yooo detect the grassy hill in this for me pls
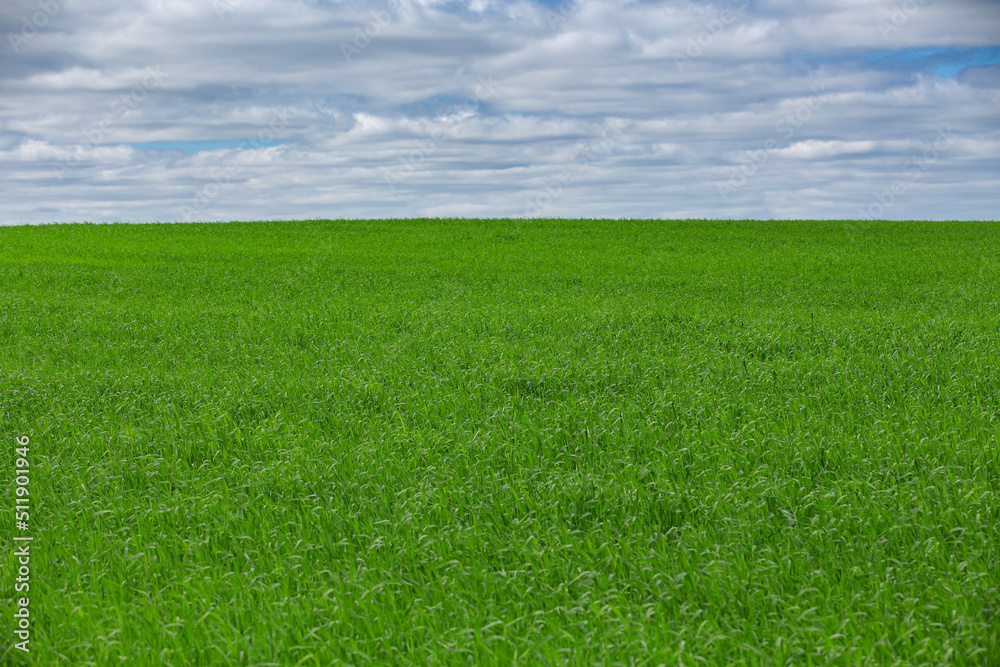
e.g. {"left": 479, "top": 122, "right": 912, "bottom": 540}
{"left": 2, "top": 219, "right": 998, "bottom": 665}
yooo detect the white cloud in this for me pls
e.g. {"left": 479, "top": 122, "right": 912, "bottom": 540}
{"left": 776, "top": 140, "right": 877, "bottom": 159}
{"left": 1, "top": 0, "right": 998, "bottom": 224}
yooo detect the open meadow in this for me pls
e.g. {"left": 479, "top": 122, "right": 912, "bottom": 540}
{"left": 1, "top": 219, "right": 998, "bottom": 665}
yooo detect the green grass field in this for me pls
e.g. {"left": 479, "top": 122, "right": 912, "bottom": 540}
{"left": 2, "top": 219, "right": 998, "bottom": 665}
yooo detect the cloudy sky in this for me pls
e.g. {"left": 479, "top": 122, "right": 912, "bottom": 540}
{"left": 1, "top": 0, "right": 998, "bottom": 224}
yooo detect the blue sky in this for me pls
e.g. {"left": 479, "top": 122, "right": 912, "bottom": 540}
{"left": 1, "top": 0, "right": 998, "bottom": 224}
{"left": 130, "top": 139, "right": 282, "bottom": 154}
{"left": 864, "top": 45, "right": 1000, "bottom": 78}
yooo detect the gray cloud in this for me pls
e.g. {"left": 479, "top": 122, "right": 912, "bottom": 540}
{"left": 1, "top": 0, "right": 998, "bottom": 224}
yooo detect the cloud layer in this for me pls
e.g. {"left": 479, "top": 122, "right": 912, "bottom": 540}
{"left": 2, "top": 0, "right": 998, "bottom": 223}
